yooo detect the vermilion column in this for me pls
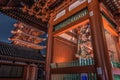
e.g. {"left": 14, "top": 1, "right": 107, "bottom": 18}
{"left": 45, "top": 13, "right": 54, "bottom": 80}
{"left": 88, "top": 0, "right": 113, "bottom": 80}
{"left": 24, "top": 65, "right": 30, "bottom": 80}
{"left": 29, "top": 64, "right": 38, "bottom": 80}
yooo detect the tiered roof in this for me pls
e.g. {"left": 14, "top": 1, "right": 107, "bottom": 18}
{"left": 9, "top": 22, "right": 46, "bottom": 50}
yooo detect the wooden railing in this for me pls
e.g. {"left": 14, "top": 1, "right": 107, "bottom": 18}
{"left": 51, "top": 58, "right": 96, "bottom": 80}
{"left": 51, "top": 73, "right": 97, "bottom": 80}
{"left": 112, "top": 61, "right": 120, "bottom": 80}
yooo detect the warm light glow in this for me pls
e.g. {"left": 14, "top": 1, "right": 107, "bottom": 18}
{"left": 102, "top": 17, "right": 118, "bottom": 36}
{"left": 20, "top": 25, "right": 24, "bottom": 28}
{"left": 54, "top": 19, "right": 89, "bottom": 37}
{"left": 17, "top": 30, "right": 21, "bottom": 33}
{"left": 11, "top": 31, "right": 15, "bottom": 34}
{"left": 54, "top": 57, "right": 67, "bottom": 63}
{"left": 13, "top": 23, "right": 18, "bottom": 27}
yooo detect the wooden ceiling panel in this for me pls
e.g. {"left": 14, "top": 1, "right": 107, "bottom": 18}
{"left": 0, "top": 8, "right": 47, "bottom": 32}
{"left": 103, "top": 0, "right": 120, "bottom": 15}
{"left": 0, "top": 0, "right": 64, "bottom": 31}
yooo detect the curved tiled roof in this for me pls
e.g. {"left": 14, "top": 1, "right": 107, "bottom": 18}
{"left": 0, "top": 41, "right": 45, "bottom": 63}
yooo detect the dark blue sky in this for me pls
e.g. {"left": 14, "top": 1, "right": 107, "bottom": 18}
{"left": 0, "top": 13, "right": 16, "bottom": 43}
{"left": 0, "top": 13, "right": 46, "bottom": 54}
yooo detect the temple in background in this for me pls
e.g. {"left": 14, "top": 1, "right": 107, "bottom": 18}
{"left": 0, "top": 41, "right": 45, "bottom": 80}
{"left": 9, "top": 22, "right": 46, "bottom": 50}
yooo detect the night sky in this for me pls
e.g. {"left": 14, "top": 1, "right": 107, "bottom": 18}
{"left": 0, "top": 13, "right": 46, "bottom": 54}
{"left": 0, "top": 13, "right": 17, "bottom": 43}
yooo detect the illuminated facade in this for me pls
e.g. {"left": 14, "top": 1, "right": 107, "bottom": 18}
{"left": 46, "top": 0, "right": 120, "bottom": 80}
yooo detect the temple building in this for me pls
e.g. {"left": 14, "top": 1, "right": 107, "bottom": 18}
{"left": 0, "top": 0, "right": 120, "bottom": 80}
{"left": 0, "top": 41, "right": 45, "bottom": 80}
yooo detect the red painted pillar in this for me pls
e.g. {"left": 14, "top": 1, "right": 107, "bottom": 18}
{"left": 88, "top": 0, "right": 113, "bottom": 80}
{"left": 45, "top": 13, "right": 54, "bottom": 80}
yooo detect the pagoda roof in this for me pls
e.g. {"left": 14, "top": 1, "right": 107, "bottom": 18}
{"left": 12, "top": 22, "right": 45, "bottom": 36}
{"left": 10, "top": 38, "right": 46, "bottom": 50}
{"left": 10, "top": 30, "right": 46, "bottom": 44}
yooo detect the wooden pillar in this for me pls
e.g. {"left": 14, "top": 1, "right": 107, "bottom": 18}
{"left": 116, "top": 18, "right": 120, "bottom": 62}
{"left": 88, "top": 0, "right": 113, "bottom": 80}
{"left": 24, "top": 65, "right": 30, "bottom": 80}
{"left": 45, "top": 13, "right": 54, "bottom": 80}
{"left": 115, "top": 17, "right": 120, "bottom": 47}
{"left": 29, "top": 64, "right": 38, "bottom": 80}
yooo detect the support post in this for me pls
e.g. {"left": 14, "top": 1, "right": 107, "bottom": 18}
{"left": 29, "top": 64, "right": 38, "bottom": 80}
{"left": 88, "top": 0, "right": 113, "bottom": 80}
{"left": 45, "top": 13, "right": 54, "bottom": 80}
{"left": 24, "top": 65, "right": 30, "bottom": 80}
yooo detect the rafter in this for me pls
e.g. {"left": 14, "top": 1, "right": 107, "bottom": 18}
{"left": 0, "top": 8, "right": 47, "bottom": 32}
{"left": 10, "top": 38, "right": 46, "bottom": 50}
{"left": 102, "top": 0, "right": 120, "bottom": 16}
{"left": 13, "top": 22, "right": 45, "bottom": 36}
{"left": 10, "top": 31, "right": 46, "bottom": 44}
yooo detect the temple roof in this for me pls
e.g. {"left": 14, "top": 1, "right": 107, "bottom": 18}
{"left": 0, "top": 0, "right": 65, "bottom": 32}
{"left": 0, "top": 8, "right": 47, "bottom": 32}
{"left": 9, "top": 22, "right": 46, "bottom": 50}
{"left": 0, "top": 41, "right": 45, "bottom": 64}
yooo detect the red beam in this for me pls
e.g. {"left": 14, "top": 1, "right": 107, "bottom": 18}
{"left": 51, "top": 65, "right": 95, "bottom": 74}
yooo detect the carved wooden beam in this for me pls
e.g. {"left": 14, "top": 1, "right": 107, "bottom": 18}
{"left": 13, "top": 22, "right": 45, "bottom": 36}
{"left": 10, "top": 31, "right": 46, "bottom": 44}
{"left": 102, "top": 0, "right": 120, "bottom": 16}
{"left": 10, "top": 38, "right": 46, "bottom": 50}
